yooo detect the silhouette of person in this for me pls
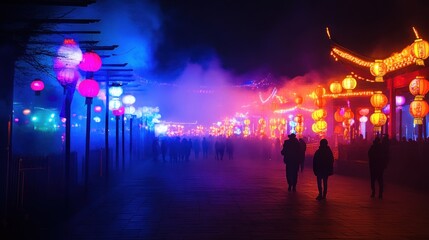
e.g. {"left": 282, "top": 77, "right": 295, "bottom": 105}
{"left": 298, "top": 138, "right": 307, "bottom": 172}
{"left": 225, "top": 137, "right": 234, "bottom": 160}
{"left": 368, "top": 136, "right": 389, "bottom": 199}
{"left": 202, "top": 137, "right": 209, "bottom": 159}
{"left": 281, "top": 133, "right": 301, "bottom": 192}
{"left": 313, "top": 138, "right": 334, "bottom": 200}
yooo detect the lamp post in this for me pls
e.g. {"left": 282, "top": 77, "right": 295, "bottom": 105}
{"left": 77, "top": 79, "right": 100, "bottom": 195}
{"left": 54, "top": 38, "right": 82, "bottom": 209}
{"left": 123, "top": 94, "right": 136, "bottom": 163}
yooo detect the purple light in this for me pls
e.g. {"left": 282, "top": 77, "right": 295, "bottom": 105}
{"left": 396, "top": 95, "right": 406, "bottom": 106}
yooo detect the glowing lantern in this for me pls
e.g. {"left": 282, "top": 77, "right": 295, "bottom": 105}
{"left": 341, "top": 75, "right": 357, "bottom": 92}
{"left": 411, "top": 38, "right": 429, "bottom": 66}
{"left": 334, "top": 109, "right": 344, "bottom": 122}
{"left": 31, "top": 79, "right": 44, "bottom": 95}
{"left": 109, "top": 98, "right": 122, "bottom": 110}
{"left": 122, "top": 94, "right": 136, "bottom": 106}
{"left": 343, "top": 108, "right": 354, "bottom": 120}
{"left": 109, "top": 85, "right": 123, "bottom": 97}
{"left": 125, "top": 106, "right": 136, "bottom": 115}
{"left": 55, "top": 38, "right": 82, "bottom": 68}
{"left": 294, "top": 114, "right": 303, "bottom": 124}
{"left": 79, "top": 51, "right": 102, "bottom": 72}
{"left": 409, "top": 98, "right": 429, "bottom": 125}
{"left": 314, "top": 98, "right": 326, "bottom": 108}
{"left": 370, "top": 60, "right": 387, "bottom": 82}
{"left": 359, "top": 116, "right": 368, "bottom": 123}
{"left": 295, "top": 124, "right": 304, "bottom": 134}
{"left": 295, "top": 96, "right": 303, "bottom": 105}
{"left": 315, "top": 120, "right": 327, "bottom": 132}
{"left": 329, "top": 81, "right": 342, "bottom": 95}
{"left": 312, "top": 109, "right": 327, "bottom": 121}
{"left": 94, "top": 106, "right": 102, "bottom": 113}
{"left": 314, "top": 86, "right": 326, "bottom": 98}
{"left": 244, "top": 119, "right": 250, "bottom": 125}
{"left": 112, "top": 106, "right": 125, "bottom": 116}
{"left": 56, "top": 68, "right": 80, "bottom": 87}
{"left": 370, "top": 111, "right": 387, "bottom": 132}
{"left": 370, "top": 91, "right": 388, "bottom": 109}
{"left": 396, "top": 96, "right": 406, "bottom": 107}
{"left": 409, "top": 76, "right": 429, "bottom": 97}
{"left": 78, "top": 79, "right": 100, "bottom": 98}
{"left": 359, "top": 108, "right": 370, "bottom": 116}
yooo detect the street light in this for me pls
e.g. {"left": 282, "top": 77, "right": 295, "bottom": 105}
{"left": 30, "top": 79, "right": 44, "bottom": 96}
{"left": 77, "top": 78, "right": 100, "bottom": 195}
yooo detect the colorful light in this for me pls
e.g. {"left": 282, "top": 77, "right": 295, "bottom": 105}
{"left": 342, "top": 75, "right": 357, "bottom": 92}
{"left": 370, "top": 60, "right": 387, "bottom": 82}
{"left": 79, "top": 51, "right": 102, "bottom": 72}
{"left": 30, "top": 79, "right": 45, "bottom": 95}
{"left": 78, "top": 79, "right": 100, "bottom": 98}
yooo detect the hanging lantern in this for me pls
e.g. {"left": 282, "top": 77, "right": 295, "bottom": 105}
{"left": 359, "top": 116, "right": 368, "bottom": 123}
{"left": 109, "top": 85, "right": 123, "bottom": 97}
{"left": 314, "top": 98, "right": 326, "bottom": 108}
{"left": 294, "top": 114, "right": 303, "bottom": 124}
{"left": 370, "top": 60, "right": 387, "bottom": 82}
{"left": 295, "top": 96, "right": 303, "bottom": 105}
{"left": 244, "top": 119, "right": 250, "bottom": 125}
{"left": 370, "top": 111, "right": 387, "bottom": 132}
{"left": 343, "top": 108, "right": 354, "bottom": 120}
{"left": 411, "top": 38, "right": 429, "bottom": 66}
{"left": 55, "top": 38, "right": 82, "bottom": 68}
{"left": 329, "top": 81, "right": 342, "bottom": 95}
{"left": 56, "top": 68, "right": 80, "bottom": 87}
{"left": 312, "top": 109, "right": 327, "bottom": 121}
{"left": 78, "top": 79, "right": 100, "bottom": 98}
{"left": 315, "top": 120, "right": 328, "bottom": 132}
{"left": 409, "top": 97, "right": 429, "bottom": 125}
{"left": 396, "top": 96, "right": 406, "bottom": 107}
{"left": 109, "top": 97, "right": 122, "bottom": 110}
{"left": 79, "top": 51, "right": 102, "bottom": 72}
{"left": 409, "top": 76, "right": 429, "bottom": 97}
{"left": 314, "top": 86, "right": 326, "bottom": 98}
{"left": 31, "top": 78, "right": 44, "bottom": 95}
{"left": 370, "top": 91, "right": 388, "bottom": 109}
{"left": 359, "top": 108, "right": 370, "bottom": 116}
{"left": 122, "top": 94, "right": 136, "bottom": 106}
{"left": 341, "top": 75, "right": 357, "bottom": 92}
{"left": 334, "top": 109, "right": 344, "bottom": 122}
{"left": 125, "top": 106, "right": 136, "bottom": 115}
{"left": 295, "top": 124, "right": 304, "bottom": 134}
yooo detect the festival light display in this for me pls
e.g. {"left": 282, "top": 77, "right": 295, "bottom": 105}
{"left": 370, "top": 91, "right": 388, "bottom": 134}
{"left": 408, "top": 76, "right": 429, "bottom": 125}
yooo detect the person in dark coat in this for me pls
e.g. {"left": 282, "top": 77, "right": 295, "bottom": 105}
{"left": 313, "top": 138, "right": 334, "bottom": 200}
{"left": 368, "top": 136, "right": 389, "bottom": 199}
{"left": 281, "top": 133, "right": 301, "bottom": 192}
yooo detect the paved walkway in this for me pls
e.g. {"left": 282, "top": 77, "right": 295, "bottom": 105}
{"left": 41, "top": 155, "right": 429, "bottom": 239}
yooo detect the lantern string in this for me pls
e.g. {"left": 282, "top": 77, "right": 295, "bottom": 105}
{"left": 412, "top": 26, "right": 420, "bottom": 39}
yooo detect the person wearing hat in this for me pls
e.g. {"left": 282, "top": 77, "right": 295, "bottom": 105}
{"left": 312, "top": 138, "right": 334, "bottom": 200}
{"left": 281, "top": 133, "right": 301, "bottom": 192}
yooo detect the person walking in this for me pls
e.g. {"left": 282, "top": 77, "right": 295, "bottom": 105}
{"left": 312, "top": 138, "right": 334, "bottom": 200}
{"left": 368, "top": 136, "right": 389, "bottom": 199}
{"left": 281, "top": 133, "right": 301, "bottom": 192}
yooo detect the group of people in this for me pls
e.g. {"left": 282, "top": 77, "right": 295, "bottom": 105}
{"left": 281, "top": 133, "right": 334, "bottom": 201}
{"left": 281, "top": 133, "right": 390, "bottom": 201}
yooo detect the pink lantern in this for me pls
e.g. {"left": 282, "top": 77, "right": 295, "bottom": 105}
{"left": 112, "top": 106, "right": 125, "bottom": 116}
{"left": 358, "top": 108, "right": 370, "bottom": 116}
{"left": 56, "top": 68, "right": 80, "bottom": 87}
{"left": 79, "top": 51, "right": 102, "bottom": 72}
{"left": 94, "top": 105, "right": 102, "bottom": 113}
{"left": 31, "top": 79, "right": 44, "bottom": 95}
{"left": 78, "top": 79, "right": 100, "bottom": 98}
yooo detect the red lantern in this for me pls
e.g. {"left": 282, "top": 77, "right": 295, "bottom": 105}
{"left": 31, "top": 79, "right": 44, "bottom": 95}
{"left": 411, "top": 38, "right": 429, "bottom": 66}
{"left": 370, "top": 111, "right": 387, "bottom": 132}
{"left": 334, "top": 109, "right": 344, "bottom": 122}
{"left": 79, "top": 51, "right": 102, "bottom": 72}
{"left": 314, "top": 98, "right": 326, "bottom": 108}
{"left": 78, "top": 79, "right": 100, "bottom": 98}
{"left": 370, "top": 60, "right": 387, "bottom": 82}
{"left": 370, "top": 91, "right": 388, "bottom": 109}
{"left": 409, "top": 76, "right": 429, "bottom": 97}
{"left": 409, "top": 98, "right": 429, "bottom": 125}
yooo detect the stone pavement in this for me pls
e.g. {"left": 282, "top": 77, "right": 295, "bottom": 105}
{"left": 38, "top": 155, "right": 429, "bottom": 239}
